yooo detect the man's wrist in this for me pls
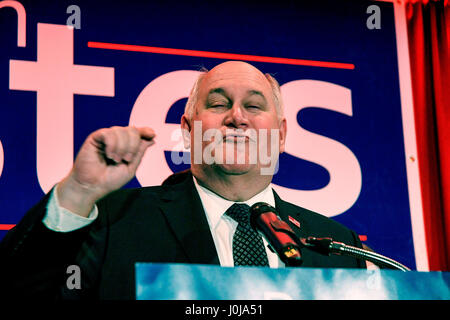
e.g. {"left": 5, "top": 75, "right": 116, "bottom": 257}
{"left": 44, "top": 185, "right": 98, "bottom": 232}
{"left": 57, "top": 175, "right": 99, "bottom": 218}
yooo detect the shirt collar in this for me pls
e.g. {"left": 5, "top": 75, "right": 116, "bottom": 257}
{"left": 192, "top": 176, "right": 276, "bottom": 230}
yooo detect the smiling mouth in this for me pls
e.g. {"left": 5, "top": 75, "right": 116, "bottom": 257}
{"left": 222, "top": 129, "right": 256, "bottom": 142}
{"left": 223, "top": 134, "right": 249, "bottom": 142}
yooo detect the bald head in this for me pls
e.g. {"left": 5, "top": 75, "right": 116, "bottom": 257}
{"left": 184, "top": 61, "right": 284, "bottom": 122}
{"left": 211, "top": 60, "right": 261, "bottom": 71}
{"left": 205, "top": 61, "right": 269, "bottom": 85}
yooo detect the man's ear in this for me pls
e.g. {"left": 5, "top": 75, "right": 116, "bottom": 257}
{"left": 180, "top": 114, "right": 191, "bottom": 149}
{"left": 278, "top": 118, "right": 287, "bottom": 153}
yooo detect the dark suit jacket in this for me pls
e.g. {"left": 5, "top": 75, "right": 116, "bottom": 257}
{"left": 0, "top": 170, "right": 365, "bottom": 300}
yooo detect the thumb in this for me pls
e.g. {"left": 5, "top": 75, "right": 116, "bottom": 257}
{"left": 129, "top": 138, "right": 155, "bottom": 170}
{"left": 137, "top": 127, "right": 156, "bottom": 141}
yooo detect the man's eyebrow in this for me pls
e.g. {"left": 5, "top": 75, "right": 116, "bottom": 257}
{"left": 207, "top": 87, "right": 228, "bottom": 97}
{"left": 247, "top": 90, "right": 267, "bottom": 102}
{"left": 207, "top": 88, "right": 267, "bottom": 102}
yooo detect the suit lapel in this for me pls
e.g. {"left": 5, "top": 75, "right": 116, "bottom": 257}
{"left": 158, "top": 176, "right": 220, "bottom": 265}
{"left": 156, "top": 175, "right": 312, "bottom": 267}
{"left": 273, "top": 190, "right": 317, "bottom": 267}
{"left": 273, "top": 190, "right": 310, "bottom": 239}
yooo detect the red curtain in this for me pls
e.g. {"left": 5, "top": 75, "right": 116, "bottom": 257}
{"left": 406, "top": 0, "right": 450, "bottom": 271}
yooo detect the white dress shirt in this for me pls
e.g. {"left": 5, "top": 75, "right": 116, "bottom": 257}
{"left": 192, "top": 177, "right": 284, "bottom": 268}
{"left": 43, "top": 184, "right": 98, "bottom": 232}
{"left": 43, "top": 178, "right": 284, "bottom": 268}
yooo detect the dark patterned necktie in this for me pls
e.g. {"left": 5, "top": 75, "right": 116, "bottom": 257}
{"left": 225, "top": 203, "right": 269, "bottom": 267}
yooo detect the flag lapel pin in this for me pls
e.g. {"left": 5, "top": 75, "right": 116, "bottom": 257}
{"left": 288, "top": 215, "right": 301, "bottom": 229}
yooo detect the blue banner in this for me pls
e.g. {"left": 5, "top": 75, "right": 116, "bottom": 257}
{"left": 0, "top": 0, "right": 425, "bottom": 269}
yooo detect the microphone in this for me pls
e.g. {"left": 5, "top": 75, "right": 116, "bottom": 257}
{"left": 301, "top": 237, "right": 411, "bottom": 271}
{"left": 250, "top": 202, "right": 303, "bottom": 266}
{"left": 250, "top": 202, "right": 411, "bottom": 271}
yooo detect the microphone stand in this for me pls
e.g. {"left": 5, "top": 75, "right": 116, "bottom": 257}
{"left": 299, "top": 237, "right": 411, "bottom": 271}
{"left": 249, "top": 202, "right": 410, "bottom": 271}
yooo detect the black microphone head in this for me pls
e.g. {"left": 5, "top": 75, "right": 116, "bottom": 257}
{"left": 250, "top": 202, "right": 277, "bottom": 229}
{"left": 250, "top": 202, "right": 303, "bottom": 266}
{"left": 250, "top": 202, "right": 275, "bottom": 213}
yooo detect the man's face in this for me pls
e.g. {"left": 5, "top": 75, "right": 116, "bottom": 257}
{"left": 182, "top": 61, "right": 286, "bottom": 176}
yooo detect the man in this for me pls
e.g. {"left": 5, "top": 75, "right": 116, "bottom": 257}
{"left": 0, "top": 61, "right": 365, "bottom": 300}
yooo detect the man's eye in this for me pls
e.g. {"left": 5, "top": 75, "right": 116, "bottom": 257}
{"left": 208, "top": 104, "right": 228, "bottom": 110}
{"left": 246, "top": 105, "right": 260, "bottom": 110}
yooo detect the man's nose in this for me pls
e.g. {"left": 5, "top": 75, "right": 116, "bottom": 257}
{"left": 225, "top": 103, "right": 248, "bottom": 128}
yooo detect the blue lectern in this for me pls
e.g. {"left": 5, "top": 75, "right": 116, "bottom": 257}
{"left": 135, "top": 263, "right": 450, "bottom": 300}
